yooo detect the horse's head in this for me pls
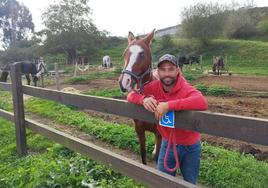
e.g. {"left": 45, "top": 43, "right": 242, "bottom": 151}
{"left": 119, "top": 29, "right": 155, "bottom": 92}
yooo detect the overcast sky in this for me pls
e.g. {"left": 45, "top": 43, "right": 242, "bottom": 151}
{"left": 18, "top": 0, "right": 268, "bottom": 37}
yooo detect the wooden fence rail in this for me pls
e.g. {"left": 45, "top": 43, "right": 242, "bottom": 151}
{"left": 2, "top": 82, "right": 268, "bottom": 146}
{"left": 0, "top": 62, "right": 268, "bottom": 187}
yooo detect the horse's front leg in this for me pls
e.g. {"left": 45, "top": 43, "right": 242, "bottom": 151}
{"left": 25, "top": 74, "right": 31, "bottom": 85}
{"left": 134, "top": 120, "right": 147, "bottom": 165}
{"left": 153, "top": 130, "right": 162, "bottom": 164}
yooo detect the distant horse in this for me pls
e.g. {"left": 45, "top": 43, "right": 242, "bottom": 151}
{"left": 0, "top": 59, "right": 46, "bottom": 86}
{"left": 212, "top": 56, "right": 224, "bottom": 75}
{"left": 178, "top": 55, "right": 200, "bottom": 70}
{"left": 102, "top": 55, "right": 113, "bottom": 68}
{"left": 118, "top": 30, "right": 162, "bottom": 165}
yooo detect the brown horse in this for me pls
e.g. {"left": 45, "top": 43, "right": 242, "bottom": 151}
{"left": 212, "top": 56, "right": 224, "bottom": 75}
{"left": 118, "top": 30, "right": 161, "bottom": 165}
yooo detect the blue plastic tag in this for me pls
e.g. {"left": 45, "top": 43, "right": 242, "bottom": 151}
{"left": 159, "top": 110, "right": 175, "bottom": 128}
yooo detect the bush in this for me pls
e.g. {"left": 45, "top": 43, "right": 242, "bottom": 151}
{"left": 160, "top": 35, "right": 174, "bottom": 49}
{"left": 84, "top": 88, "right": 124, "bottom": 98}
{"left": 195, "top": 84, "right": 208, "bottom": 93}
{"left": 65, "top": 76, "right": 87, "bottom": 84}
{"left": 206, "top": 85, "right": 231, "bottom": 96}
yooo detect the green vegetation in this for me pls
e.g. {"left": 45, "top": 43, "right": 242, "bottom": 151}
{"left": 23, "top": 97, "right": 268, "bottom": 188}
{"left": 195, "top": 84, "right": 231, "bottom": 96}
{"left": 195, "top": 84, "right": 208, "bottom": 94}
{"left": 206, "top": 85, "right": 231, "bottom": 96}
{"left": 83, "top": 88, "right": 124, "bottom": 98}
{"left": 200, "top": 143, "right": 268, "bottom": 188}
{"left": 96, "top": 41, "right": 126, "bottom": 66}
{"left": 0, "top": 118, "right": 144, "bottom": 188}
{"left": 182, "top": 67, "right": 204, "bottom": 81}
{"left": 24, "top": 98, "right": 153, "bottom": 155}
{"left": 152, "top": 38, "right": 268, "bottom": 76}
{"left": 65, "top": 70, "right": 119, "bottom": 84}
{"left": 0, "top": 90, "right": 13, "bottom": 111}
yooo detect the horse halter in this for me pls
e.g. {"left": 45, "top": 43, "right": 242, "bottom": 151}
{"left": 121, "top": 65, "right": 152, "bottom": 93}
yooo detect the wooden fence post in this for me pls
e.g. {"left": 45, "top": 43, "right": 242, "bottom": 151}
{"left": 10, "top": 62, "right": 27, "bottom": 156}
{"left": 200, "top": 55, "right": 203, "bottom": 70}
{"left": 41, "top": 73, "right": 44, "bottom": 88}
{"left": 55, "top": 63, "right": 60, "bottom": 91}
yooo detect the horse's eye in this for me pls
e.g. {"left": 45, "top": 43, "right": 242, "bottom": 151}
{"left": 140, "top": 52, "right": 144, "bottom": 58}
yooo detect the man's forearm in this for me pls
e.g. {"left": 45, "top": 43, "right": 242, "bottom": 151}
{"left": 127, "top": 91, "right": 145, "bottom": 105}
{"left": 168, "top": 94, "right": 208, "bottom": 111}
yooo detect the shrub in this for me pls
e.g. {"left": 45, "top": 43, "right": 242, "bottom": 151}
{"left": 206, "top": 85, "right": 231, "bottom": 96}
{"left": 195, "top": 84, "right": 208, "bottom": 93}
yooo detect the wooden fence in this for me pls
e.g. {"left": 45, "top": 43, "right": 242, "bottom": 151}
{"left": 0, "top": 62, "right": 268, "bottom": 188}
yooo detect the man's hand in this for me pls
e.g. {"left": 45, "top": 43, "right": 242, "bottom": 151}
{"left": 143, "top": 97, "right": 158, "bottom": 113}
{"left": 154, "top": 102, "right": 169, "bottom": 121}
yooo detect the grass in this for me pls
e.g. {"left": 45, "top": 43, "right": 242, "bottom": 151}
{"left": 195, "top": 84, "right": 231, "bottom": 96}
{"left": 102, "top": 37, "right": 268, "bottom": 76}
{"left": 83, "top": 88, "right": 124, "bottom": 98}
{"left": 23, "top": 97, "right": 268, "bottom": 188}
{"left": 0, "top": 118, "right": 144, "bottom": 188}
{"left": 0, "top": 90, "right": 13, "bottom": 111}
{"left": 65, "top": 70, "right": 120, "bottom": 84}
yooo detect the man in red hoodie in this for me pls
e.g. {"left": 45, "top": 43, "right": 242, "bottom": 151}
{"left": 127, "top": 54, "right": 208, "bottom": 184}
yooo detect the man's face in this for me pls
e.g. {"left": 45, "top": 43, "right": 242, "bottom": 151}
{"left": 157, "top": 61, "right": 179, "bottom": 86}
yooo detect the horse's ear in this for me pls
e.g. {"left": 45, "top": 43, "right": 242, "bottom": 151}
{"left": 128, "top": 31, "right": 135, "bottom": 44}
{"left": 144, "top": 29, "right": 155, "bottom": 46}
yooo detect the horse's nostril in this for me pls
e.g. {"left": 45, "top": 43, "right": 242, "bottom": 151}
{"left": 126, "top": 79, "right": 130, "bottom": 85}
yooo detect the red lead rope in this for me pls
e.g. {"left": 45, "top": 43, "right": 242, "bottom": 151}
{"left": 164, "top": 130, "right": 180, "bottom": 172}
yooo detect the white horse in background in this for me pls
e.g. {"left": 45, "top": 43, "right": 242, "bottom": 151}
{"left": 102, "top": 55, "right": 112, "bottom": 68}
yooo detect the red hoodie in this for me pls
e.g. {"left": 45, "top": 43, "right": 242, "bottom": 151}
{"left": 127, "top": 73, "right": 208, "bottom": 145}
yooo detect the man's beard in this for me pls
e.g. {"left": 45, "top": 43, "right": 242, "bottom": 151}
{"left": 160, "top": 76, "right": 177, "bottom": 86}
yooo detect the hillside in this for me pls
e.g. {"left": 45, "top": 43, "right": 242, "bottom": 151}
{"left": 99, "top": 38, "right": 268, "bottom": 76}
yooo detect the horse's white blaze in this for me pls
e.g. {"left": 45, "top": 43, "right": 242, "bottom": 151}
{"left": 36, "top": 61, "right": 45, "bottom": 78}
{"left": 121, "top": 73, "right": 132, "bottom": 91}
{"left": 121, "top": 45, "right": 143, "bottom": 91}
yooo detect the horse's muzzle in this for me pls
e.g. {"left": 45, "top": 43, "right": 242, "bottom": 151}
{"left": 119, "top": 80, "right": 127, "bottom": 92}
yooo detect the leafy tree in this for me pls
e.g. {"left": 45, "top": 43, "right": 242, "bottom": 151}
{"left": 0, "top": 38, "right": 41, "bottom": 64}
{"left": 180, "top": 2, "right": 227, "bottom": 45}
{"left": 160, "top": 35, "right": 174, "bottom": 49}
{"left": 224, "top": 8, "right": 257, "bottom": 39}
{"left": 0, "top": 0, "right": 34, "bottom": 48}
{"left": 42, "top": 0, "right": 105, "bottom": 64}
{"left": 257, "top": 19, "right": 268, "bottom": 34}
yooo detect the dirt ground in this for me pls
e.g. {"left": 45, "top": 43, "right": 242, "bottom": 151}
{"left": 191, "top": 74, "right": 268, "bottom": 92}
{"left": 45, "top": 74, "right": 268, "bottom": 162}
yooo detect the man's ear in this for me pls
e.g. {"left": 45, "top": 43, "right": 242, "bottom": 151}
{"left": 128, "top": 31, "right": 135, "bottom": 44}
{"left": 177, "top": 67, "right": 182, "bottom": 75}
{"left": 144, "top": 29, "right": 155, "bottom": 46}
